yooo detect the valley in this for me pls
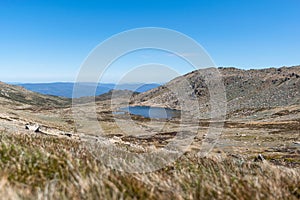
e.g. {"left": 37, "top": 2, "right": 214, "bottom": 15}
{"left": 0, "top": 66, "right": 299, "bottom": 199}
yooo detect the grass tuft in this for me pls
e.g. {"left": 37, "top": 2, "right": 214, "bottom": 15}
{"left": 0, "top": 131, "right": 299, "bottom": 199}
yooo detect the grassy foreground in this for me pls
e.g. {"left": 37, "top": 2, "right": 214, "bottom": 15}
{"left": 0, "top": 131, "right": 299, "bottom": 200}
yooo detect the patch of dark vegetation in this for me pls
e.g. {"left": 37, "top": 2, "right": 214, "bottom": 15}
{"left": 225, "top": 121, "right": 300, "bottom": 131}
{"left": 264, "top": 154, "right": 300, "bottom": 168}
{"left": 227, "top": 107, "right": 267, "bottom": 118}
{"left": 269, "top": 130, "right": 299, "bottom": 135}
{"left": 0, "top": 117, "right": 12, "bottom": 122}
{"left": 266, "top": 146, "right": 300, "bottom": 154}
{"left": 272, "top": 109, "right": 300, "bottom": 117}
{"left": 128, "top": 114, "right": 152, "bottom": 122}
{"left": 65, "top": 119, "right": 75, "bottom": 125}
{"left": 121, "top": 131, "right": 196, "bottom": 147}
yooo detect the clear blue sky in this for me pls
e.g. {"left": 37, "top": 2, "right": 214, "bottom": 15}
{"left": 0, "top": 0, "right": 299, "bottom": 83}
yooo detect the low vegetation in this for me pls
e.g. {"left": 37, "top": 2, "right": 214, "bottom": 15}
{"left": 0, "top": 131, "right": 299, "bottom": 200}
{"left": 0, "top": 67, "right": 299, "bottom": 199}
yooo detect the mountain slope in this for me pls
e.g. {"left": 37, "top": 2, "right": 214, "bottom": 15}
{"left": 131, "top": 66, "right": 300, "bottom": 118}
{"left": 0, "top": 82, "right": 71, "bottom": 108}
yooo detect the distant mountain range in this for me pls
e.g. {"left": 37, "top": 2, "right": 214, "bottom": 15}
{"left": 13, "top": 82, "right": 161, "bottom": 98}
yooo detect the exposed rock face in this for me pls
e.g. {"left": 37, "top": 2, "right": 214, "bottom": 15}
{"left": 131, "top": 66, "right": 300, "bottom": 118}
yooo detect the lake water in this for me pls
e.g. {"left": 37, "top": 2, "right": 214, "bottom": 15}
{"left": 118, "top": 106, "right": 180, "bottom": 119}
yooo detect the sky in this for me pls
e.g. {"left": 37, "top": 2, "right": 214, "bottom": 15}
{"left": 0, "top": 0, "right": 299, "bottom": 83}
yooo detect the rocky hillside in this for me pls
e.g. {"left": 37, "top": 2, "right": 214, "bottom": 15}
{"left": 0, "top": 82, "right": 71, "bottom": 108}
{"left": 131, "top": 66, "right": 300, "bottom": 117}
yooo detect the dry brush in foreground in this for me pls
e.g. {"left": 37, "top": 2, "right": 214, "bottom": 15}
{"left": 0, "top": 131, "right": 299, "bottom": 200}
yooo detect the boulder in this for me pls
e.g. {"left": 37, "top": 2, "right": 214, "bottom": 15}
{"left": 25, "top": 124, "right": 40, "bottom": 132}
{"left": 254, "top": 154, "right": 265, "bottom": 162}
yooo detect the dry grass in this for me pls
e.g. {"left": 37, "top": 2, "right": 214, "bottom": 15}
{"left": 0, "top": 131, "right": 299, "bottom": 200}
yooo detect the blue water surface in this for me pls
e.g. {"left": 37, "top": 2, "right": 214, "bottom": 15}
{"left": 119, "top": 106, "right": 180, "bottom": 119}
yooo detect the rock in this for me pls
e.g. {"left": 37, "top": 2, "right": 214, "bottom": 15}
{"left": 57, "top": 132, "right": 73, "bottom": 137}
{"left": 254, "top": 154, "right": 265, "bottom": 162}
{"left": 25, "top": 124, "right": 40, "bottom": 132}
{"left": 64, "top": 133, "right": 72, "bottom": 137}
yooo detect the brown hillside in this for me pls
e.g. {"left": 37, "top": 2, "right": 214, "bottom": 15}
{"left": 131, "top": 66, "right": 300, "bottom": 118}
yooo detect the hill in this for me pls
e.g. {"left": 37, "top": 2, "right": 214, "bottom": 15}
{"left": 131, "top": 66, "right": 300, "bottom": 119}
{"left": 0, "top": 67, "right": 299, "bottom": 199}
{"left": 0, "top": 82, "right": 71, "bottom": 108}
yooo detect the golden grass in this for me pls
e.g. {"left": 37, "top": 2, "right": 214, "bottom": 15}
{"left": 0, "top": 131, "right": 299, "bottom": 200}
